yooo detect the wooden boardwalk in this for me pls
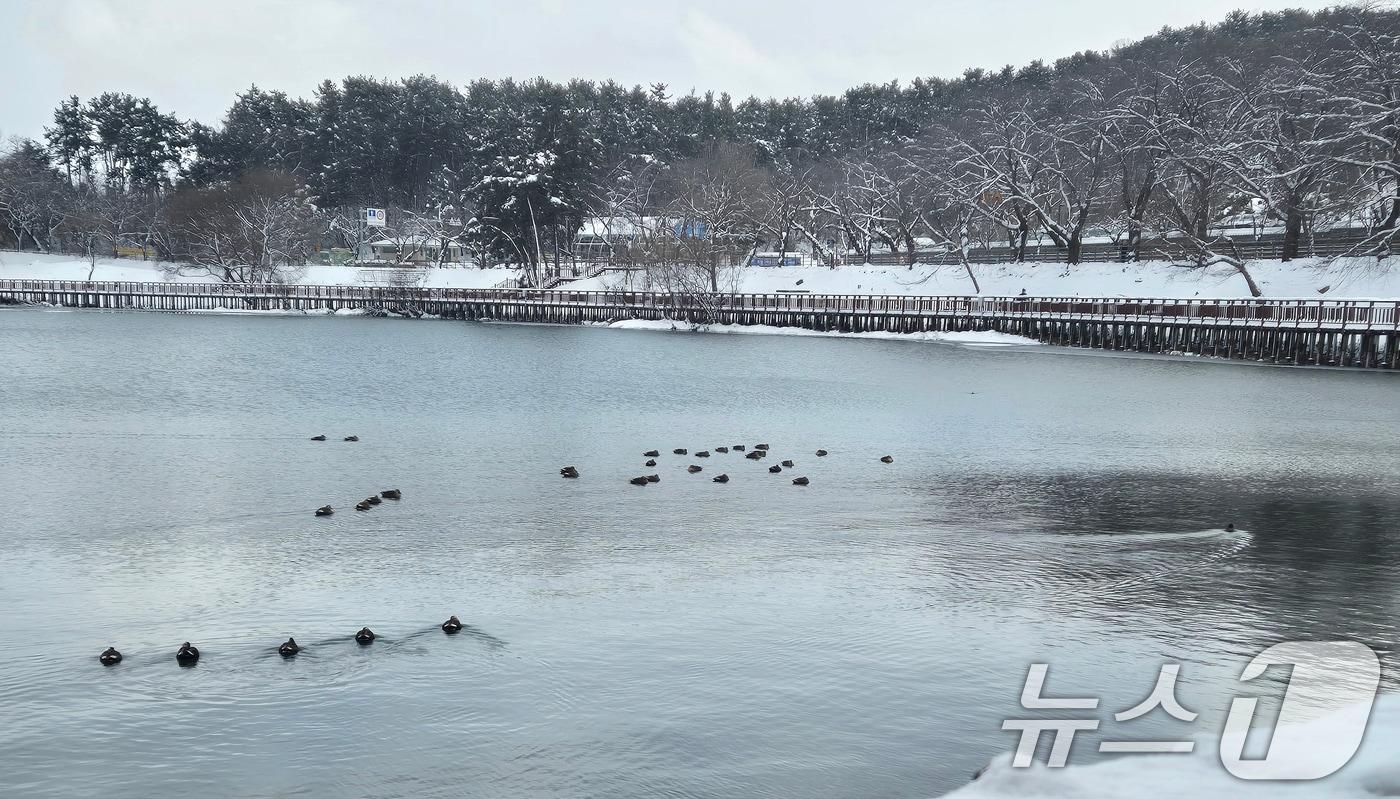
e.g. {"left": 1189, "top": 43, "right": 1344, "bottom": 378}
{"left": 2, "top": 279, "right": 1397, "bottom": 369}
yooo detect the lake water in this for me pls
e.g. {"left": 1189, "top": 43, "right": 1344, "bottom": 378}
{"left": 2, "top": 308, "right": 1399, "bottom": 798}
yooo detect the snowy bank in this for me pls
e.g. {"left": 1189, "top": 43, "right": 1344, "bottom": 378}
{"left": 5, "top": 250, "right": 1398, "bottom": 300}
{"left": 945, "top": 695, "right": 1400, "bottom": 799}
{"left": 192, "top": 306, "right": 372, "bottom": 317}
{"left": 569, "top": 258, "right": 1400, "bottom": 300}
{"left": 595, "top": 318, "right": 1040, "bottom": 347}
{"left": 0, "top": 251, "right": 521, "bottom": 290}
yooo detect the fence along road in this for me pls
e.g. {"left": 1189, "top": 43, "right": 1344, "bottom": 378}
{"left": 1, "top": 279, "right": 1397, "bottom": 369}
{"left": 856, "top": 228, "right": 1378, "bottom": 266}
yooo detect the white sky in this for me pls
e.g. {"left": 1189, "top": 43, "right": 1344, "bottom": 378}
{"left": 0, "top": 0, "right": 1339, "bottom": 140}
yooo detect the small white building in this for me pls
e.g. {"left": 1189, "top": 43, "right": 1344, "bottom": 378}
{"left": 363, "top": 236, "right": 471, "bottom": 265}
{"left": 573, "top": 217, "right": 690, "bottom": 260}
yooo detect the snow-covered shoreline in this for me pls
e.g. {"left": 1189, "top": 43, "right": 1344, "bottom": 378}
{"left": 0, "top": 251, "right": 521, "bottom": 290}
{"left": 10, "top": 303, "right": 1041, "bottom": 348}
{"left": 591, "top": 318, "right": 1041, "bottom": 347}
{"left": 10, "top": 303, "right": 429, "bottom": 320}
{"left": 570, "top": 258, "right": 1400, "bottom": 300}
{"left": 3, "top": 251, "right": 1399, "bottom": 300}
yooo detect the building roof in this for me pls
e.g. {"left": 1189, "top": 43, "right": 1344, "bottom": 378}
{"left": 577, "top": 216, "right": 677, "bottom": 239}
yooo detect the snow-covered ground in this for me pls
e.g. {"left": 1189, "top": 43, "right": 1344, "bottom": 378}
{"left": 593, "top": 318, "right": 1040, "bottom": 347}
{"left": 945, "top": 695, "right": 1399, "bottom": 799}
{"left": 4, "top": 250, "right": 1398, "bottom": 299}
{"left": 0, "top": 252, "right": 521, "bottom": 289}
{"left": 569, "top": 258, "right": 1400, "bottom": 299}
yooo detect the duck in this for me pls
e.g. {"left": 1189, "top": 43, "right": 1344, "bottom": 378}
{"left": 278, "top": 638, "right": 300, "bottom": 657}
{"left": 745, "top": 451, "right": 764, "bottom": 460}
{"left": 310, "top": 435, "right": 327, "bottom": 442}
{"left": 781, "top": 460, "right": 795, "bottom": 468}
{"left": 713, "top": 474, "right": 729, "bottom": 483}
{"left": 716, "top": 447, "right": 730, "bottom": 454}
{"left": 560, "top": 466, "right": 580, "bottom": 478}
{"left": 367, "top": 495, "right": 383, "bottom": 506}
{"left": 815, "top": 450, "right": 829, "bottom": 457}
{"left": 99, "top": 647, "right": 122, "bottom": 666}
{"left": 755, "top": 444, "right": 770, "bottom": 451}
{"left": 1225, "top": 523, "right": 1237, "bottom": 533}
{"left": 175, "top": 642, "right": 200, "bottom": 666}
{"left": 792, "top": 476, "right": 810, "bottom": 486}
{"left": 629, "top": 476, "right": 650, "bottom": 486}
{"left": 769, "top": 465, "right": 783, "bottom": 474}
{"left": 646, "top": 474, "right": 661, "bottom": 483}
{"left": 381, "top": 489, "right": 402, "bottom": 500}
{"left": 315, "top": 505, "right": 334, "bottom": 517}
{"left": 644, "top": 450, "right": 661, "bottom": 458}
{"left": 733, "top": 444, "right": 746, "bottom": 451}
{"left": 673, "top": 448, "right": 688, "bottom": 455}
{"left": 356, "top": 500, "right": 373, "bottom": 511}
{"left": 344, "top": 436, "right": 360, "bottom": 442}
{"left": 688, "top": 465, "right": 703, "bottom": 473}
{"left": 442, "top": 616, "right": 463, "bottom": 634}
{"left": 880, "top": 455, "right": 894, "bottom": 464}
{"left": 355, "top": 627, "right": 376, "bottom": 645}
{"left": 696, "top": 451, "right": 710, "bottom": 458}
{"left": 645, "top": 459, "right": 657, "bottom": 467}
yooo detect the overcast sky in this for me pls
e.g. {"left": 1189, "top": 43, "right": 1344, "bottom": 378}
{"left": 1, "top": 0, "right": 1339, "bottom": 140}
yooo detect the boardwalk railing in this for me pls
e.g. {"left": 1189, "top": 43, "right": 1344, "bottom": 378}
{"left": 2, "top": 279, "right": 1397, "bottom": 368}
{"left": 2, "top": 278, "right": 1398, "bottom": 327}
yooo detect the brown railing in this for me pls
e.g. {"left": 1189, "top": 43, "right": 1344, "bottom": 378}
{"left": 1, "top": 279, "right": 1397, "bottom": 330}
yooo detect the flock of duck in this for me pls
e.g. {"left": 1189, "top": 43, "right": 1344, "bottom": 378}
{"left": 559, "top": 444, "right": 895, "bottom": 488}
{"left": 307, "top": 434, "right": 403, "bottom": 516}
{"left": 98, "top": 437, "right": 893, "bottom": 666}
{"left": 98, "top": 433, "right": 437, "bottom": 666}
{"left": 98, "top": 616, "right": 468, "bottom": 666}
{"left": 315, "top": 488, "right": 402, "bottom": 517}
